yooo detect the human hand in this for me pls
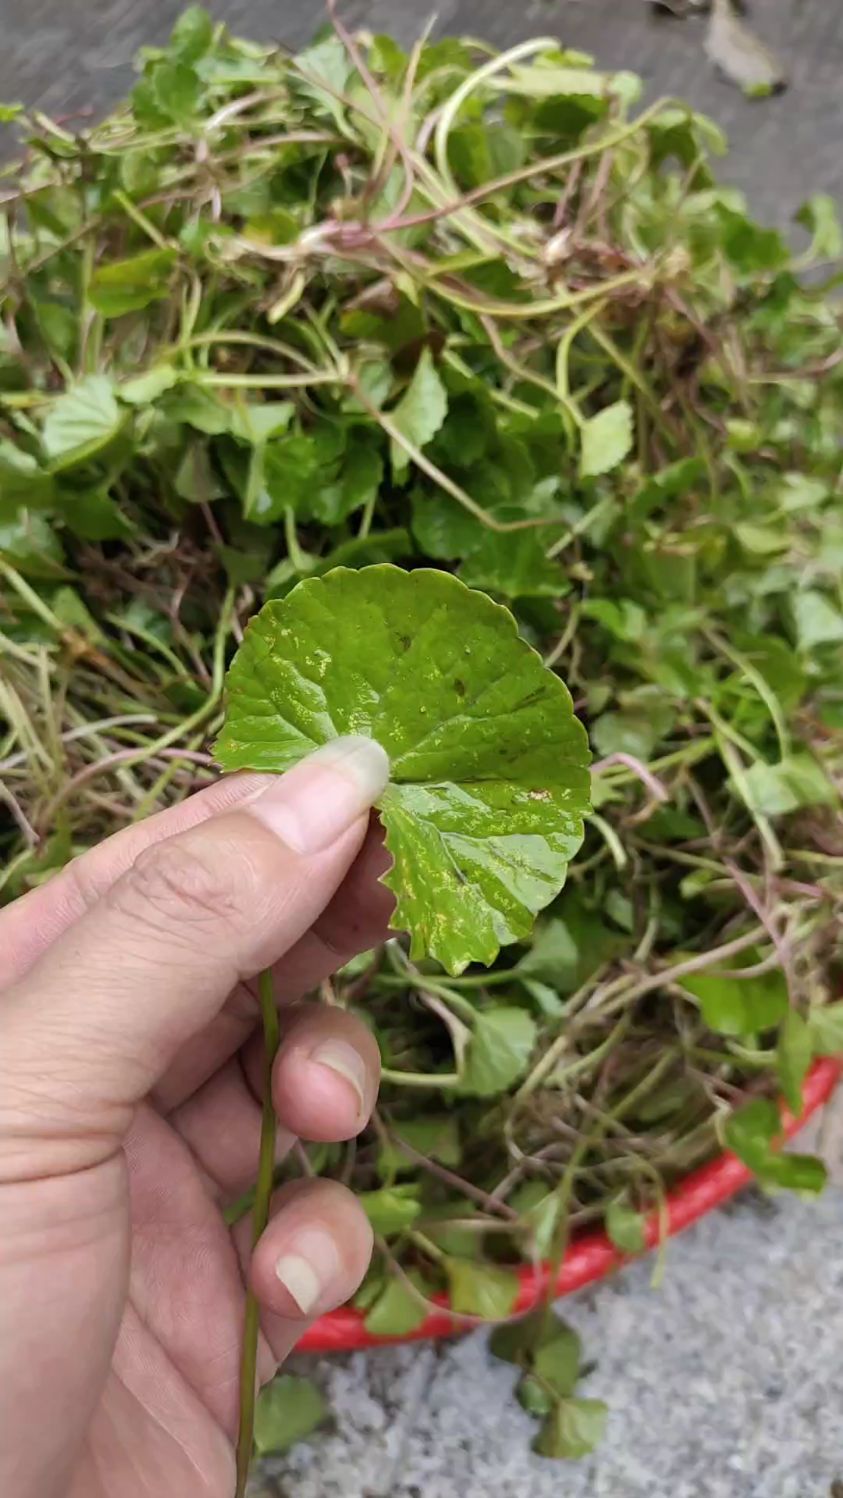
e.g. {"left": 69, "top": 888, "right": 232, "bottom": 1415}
{"left": 0, "top": 738, "right": 392, "bottom": 1498}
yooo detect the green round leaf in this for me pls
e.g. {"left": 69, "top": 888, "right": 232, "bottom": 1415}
{"left": 533, "top": 1396, "right": 608, "bottom": 1460}
{"left": 458, "top": 1007, "right": 537, "bottom": 1097}
{"left": 363, "top": 1273, "right": 429, "bottom": 1337}
{"left": 42, "top": 376, "right": 124, "bottom": 470}
{"left": 579, "top": 400, "right": 633, "bottom": 479}
{"left": 215, "top": 566, "right": 590, "bottom": 973}
{"left": 605, "top": 1194, "right": 647, "bottom": 1255}
{"left": 445, "top": 1257, "right": 519, "bottom": 1319}
{"left": 253, "top": 1374, "right": 327, "bottom": 1457}
{"left": 88, "top": 248, "right": 178, "bottom": 319}
{"left": 389, "top": 348, "right": 448, "bottom": 478}
{"left": 358, "top": 1184, "right": 422, "bottom": 1237}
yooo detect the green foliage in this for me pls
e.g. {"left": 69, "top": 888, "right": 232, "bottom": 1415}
{"left": 363, "top": 1272, "right": 429, "bottom": 1336}
{"left": 2, "top": 10, "right": 843, "bottom": 1467}
{"left": 533, "top": 1397, "right": 608, "bottom": 1460}
{"left": 725, "top": 1099, "right": 826, "bottom": 1195}
{"left": 458, "top": 1008, "right": 537, "bottom": 1097}
{"left": 445, "top": 1257, "right": 519, "bottom": 1319}
{"left": 253, "top": 1374, "right": 328, "bottom": 1456}
{"left": 807, "top": 1003, "right": 843, "bottom": 1057}
{"left": 41, "top": 377, "right": 124, "bottom": 468}
{"left": 605, "top": 1195, "right": 647, "bottom": 1254}
{"left": 579, "top": 400, "right": 634, "bottom": 478}
{"left": 359, "top": 1184, "right": 422, "bottom": 1236}
{"left": 680, "top": 957, "right": 788, "bottom": 1037}
{"left": 491, "top": 1310, "right": 606, "bottom": 1457}
{"left": 89, "top": 249, "right": 178, "bottom": 318}
{"left": 741, "top": 755, "right": 836, "bottom": 817}
{"left": 389, "top": 349, "right": 449, "bottom": 477}
{"left": 777, "top": 1010, "right": 812, "bottom": 1115}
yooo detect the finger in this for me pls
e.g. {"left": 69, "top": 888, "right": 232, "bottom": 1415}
{"left": 264, "top": 1002, "right": 380, "bottom": 1141}
{"left": 154, "top": 819, "right": 393, "bottom": 1112}
{"left": 0, "top": 770, "right": 271, "bottom": 991}
{"left": 172, "top": 1005, "right": 379, "bottom": 1200}
{"left": 234, "top": 1179, "right": 373, "bottom": 1369}
{"left": 0, "top": 738, "right": 389, "bottom": 1182}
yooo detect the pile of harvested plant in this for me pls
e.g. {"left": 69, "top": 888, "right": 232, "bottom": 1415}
{"left": 1, "top": 6, "right": 842, "bottom": 1460}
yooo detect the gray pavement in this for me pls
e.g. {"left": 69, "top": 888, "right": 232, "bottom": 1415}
{"left": 2, "top": 2, "right": 842, "bottom": 226}
{"left": 4, "top": 3, "right": 843, "bottom": 1494}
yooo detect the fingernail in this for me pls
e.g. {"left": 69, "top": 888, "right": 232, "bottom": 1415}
{"left": 249, "top": 736, "right": 389, "bottom": 856}
{"left": 275, "top": 1227, "right": 339, "bottom": 1314}
{"left": 310, "top": 1039, "right": 367, "bottom": 1117}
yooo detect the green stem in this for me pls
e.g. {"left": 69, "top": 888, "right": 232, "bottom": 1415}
{"left": 284, "top": 507, "right": 309, "bottom": 572}
{"left": 357, "top": 492, "right": 376, "bottom": 538}
{"left": 380, "top": 1067, "right": 460, "bottom": 1088}
{"left": 234, "top": 967, "right": 280, "bottom": 1498}
{"left": 113, "top": 188, "right": 171, "bottom": 249}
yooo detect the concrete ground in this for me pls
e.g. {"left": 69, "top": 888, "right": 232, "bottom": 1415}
{"left": 4, "top": 3, "right": 843, "bottom": 1494}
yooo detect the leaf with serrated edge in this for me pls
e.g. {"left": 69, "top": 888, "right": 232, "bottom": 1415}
{"left": 389, "top": 349, "right": 448, "bottom": 478}
{"left": 42, "top": 375, "right": 124, "bottom": 469}
{"left": 215, "top": 566, "right": 590, "bottom": 973}
{"left": 253, "top": 1374, "right": 327, "bottom": 1457}
{"left": 579, "top": 399, "right": 633, "bottom": 479}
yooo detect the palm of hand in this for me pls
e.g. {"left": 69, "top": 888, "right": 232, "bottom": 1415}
{"left": 1, "top": 780, "right": 391, "bottom": 1498}
{"left": 69, "top": 1106, "right": 242, "bottom": 1498}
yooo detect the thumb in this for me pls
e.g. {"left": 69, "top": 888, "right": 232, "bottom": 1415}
{"left": 0, "top": 736, "right": 389, "bottom": 1182}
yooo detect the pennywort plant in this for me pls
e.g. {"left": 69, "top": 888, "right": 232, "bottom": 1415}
{"left": 1, "top": 2, "right": 843, "bottom": 1470}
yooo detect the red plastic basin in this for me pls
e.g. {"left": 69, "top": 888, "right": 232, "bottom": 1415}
{"left": 299, "top": 1057, "right": 841, "bottom": 1353}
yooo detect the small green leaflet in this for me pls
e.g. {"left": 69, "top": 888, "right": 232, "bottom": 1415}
{"left": 445, "top": 1257, "right": 519, "bottom": 1319}
{"left": 491, "top": 1308, "right": 581, "bottom": 1388}
{"left": 533, "top": 1397, "right": 608, "bottom": 1460}
{"left": 389, "top": 350, "right": 448, "bottom": 478}
{"left": 742, "top": 754, "right": 836, "bottom": 817}
{"left": 359, "top": 1184, "right": 421, "bottom": 1236}
{"left": 378, "top": 1114, "right": 461, "bottom": 1178}
{"left": 510, "top": 1181, "right": 563, "bottom": 1258}
{"left": 150, "top": 59, "right": 203, "bottom": 125}
{"left": 169, "top": 4, "right": 215, "bottom": 63}
{"left": 605, "top": 1194, "right": 647, "bottom": 1254}
{"left": 363, "top": 1273, "right": 429, "bottom": 1337}
{"left": 293, "top": 35, "right": 355, "bottom": 128}
{"left": 253, "top": 1374, "right": 327, "bottom": 1456}
{"left": 490, "top": 1310, "right": 606, "bottom": 1459}
{"left": 793, "top": 590, "right": 843, "bottom": 650}
{"left": 679, "top": 955, "right": 787, "bottom": 1037}
{"left": 216, "top": 566, "right": 591, "bottom": 973}
{"left": 724, "top": 1097, "right": 826, "bottom": 1195}
{"left": 579, "top": 400, "right": 633, "bottom": 479}
{"left": 807, "top": 1002, "right": 843, "bottom": 1057}
{"left": 42, "top": 376, "right": 124, "bottom": 469}
{"left": 777, "top": 1009, "right": 812, "bottom": 1115}
{"left": 119, "top": 366, "right": 180, "bottom": 405}
{"left": 0, "top": 441, "right": 54, "bottom": 509}
{"left": 795, "top": 194, "right": 843, "bottom": 261}
{"left": 458, "top": 1007, "right": 537, "bottom": 1097}
{"left": 89, "top": 248, "right": 178, "bottom": 318}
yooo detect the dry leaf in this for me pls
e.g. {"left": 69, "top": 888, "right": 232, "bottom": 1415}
{"left": 705, "top": 0, "right": 787, "bottom": 96}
